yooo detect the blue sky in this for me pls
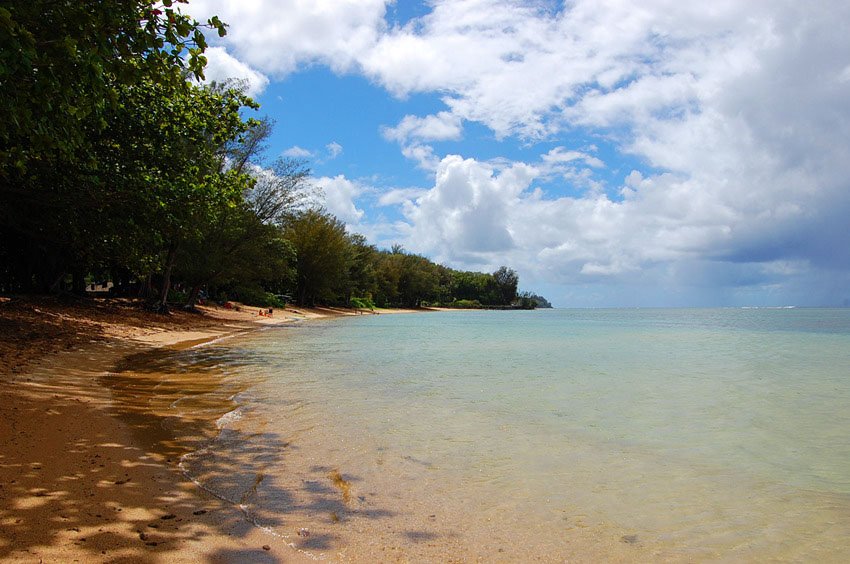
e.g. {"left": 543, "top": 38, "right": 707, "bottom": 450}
{"left": 190, "top": 0, "right": 850, "bottom": 307}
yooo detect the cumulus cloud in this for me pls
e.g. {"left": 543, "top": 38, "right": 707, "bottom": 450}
{"left": 202, "top": 47, "right": 269, "bottom": 97}
{"left": 315, "top": 175, "right": 366, "bottom": 225}
{"left": 282, "top": 146, "right": 313, "bottom": 159}
{"left": 537, "top": 146, "right": 606, "bottom": 193}
{"left": 399, "top": 143, "right": 441, "bottom": 171}
{"left": 382, "top": 112, "right": 463, "bottom": 144}
{"left": 541, "top": 147, "right": 604, "bottom": 169}
{"left": 189, "top": 0, "right": 389, "bottom": 76}
{"left": 395, "top": 138, "right": 848, "bottom": 304}
{"left": 194, "top": 0, "right": 850, "bottom": 304}
{"left": 394, "top": 2, "right": 850, "bottom": 303}
{"left": 400, "top": 155, "right": 536, "bottom": 262}
{"left": 377, "top": 187, "right": 429, "bottom": 207}
{"left": 381, "top": 112, "right": 463, "bottom": 170}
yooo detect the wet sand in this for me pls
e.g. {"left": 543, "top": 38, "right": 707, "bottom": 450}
{"left": 0, "top": 299, "right": 362, "bottom": 563}
{"left": 2, "top": 299, "right": 655, "bottom": 562}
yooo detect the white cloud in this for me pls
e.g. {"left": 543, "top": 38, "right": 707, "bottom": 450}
{"left": 541, "top": 147, "right": 604, "bottom": 169}
{"left": 194, "top": 0, "right": 850, "bottom": 304}
{"left": 315, "top": 174, "right": 365, "bottom": 225}
{"left": 282, "top": 146, "right": 313, "bottom": 159}
{"left": 392, "top": 138, "right": 846, "bottom": 304}
{"left": 537, "top": 146, "right": 606, "bottom": 193}
{"left": 378, "top": 187, "right": 429, "bottom": 207}
{"left": 382, "top": 112, "right": 463, "bottom": 144}
{"left": 202, "top": 47, "right": 269, "bottom": 97}
{"left": 381, "top": 112, "right": 463, "bottom": 170}
{"left": 282, "top": 142, "right": 343, "bottom": 162}
{"left": 399, "top": 143, "right": 440, "bottom": 171}
{"left": 189, "top": 0, "right": 389, "bottom": 76}
{"left": 400, "top": 155, "right": 535, "bottom": 261}
{"left": 325, "top": 141, "right": 343, "bottom": 159}
{"left": 391, "top": 1, "right": 850, "bottom": 303}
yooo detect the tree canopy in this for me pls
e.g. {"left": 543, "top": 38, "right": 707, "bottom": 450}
{"left": 0, "top": 0, "right": 548, "bottom": 312}
{"left": 0, "top": 1, "right": 253, "bottom": 302}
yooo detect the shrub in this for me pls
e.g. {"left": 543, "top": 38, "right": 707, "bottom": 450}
{"left": 167, "top": 288, "right": 188, "bottom": 303}
{"left": 350, "top": 296, "right": 376, "bottom": 310}
{"left": 449, "top": 299, "right": 482, "bottom": 309}
{"left": 236, "top": 286, "right": 285, "bottom": 308}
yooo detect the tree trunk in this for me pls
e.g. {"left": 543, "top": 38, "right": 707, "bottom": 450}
{"left": 47, "top": 271, "right": 65, "bottom": 294}
{"left": 138, "top": 273, "right": 153, "bottom": 299}
{"left": 42, "top": 248, "right": 64, "bottom": 294}
{"left": 157, "top": 240, "right": 179, "bottom": 313}
{"left": 184, "top": 284, "right": 202, "bottom": 310}
{"left": 72, "top": 268, "right": 87, "bottom": 295}
{"left": 111, "top": 266, "right": 130, "bottom": 295}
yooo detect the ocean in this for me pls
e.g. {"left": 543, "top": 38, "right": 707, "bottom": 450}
{"left": 112, "top": 308, "right": 850, "bottom": 561}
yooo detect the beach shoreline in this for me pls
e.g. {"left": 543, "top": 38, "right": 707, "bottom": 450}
{"left": 0, "top": 296, "right": 407, "bottom": 563}
{"left": 6, "top": 300, "right": 843, "bottom": 561}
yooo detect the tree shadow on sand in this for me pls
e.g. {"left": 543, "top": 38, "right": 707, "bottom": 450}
{"left": 0, "top": 343, "right": 405, "bottom": 562}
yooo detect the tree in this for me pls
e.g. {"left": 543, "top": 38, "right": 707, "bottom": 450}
{"left": 173, "top": 151, "right": 309, "bottom": 308}
{"left": 247, "top": 158, "right": 311, "bottom": 227}
{"left": 373, "top": 251, "right": 402, "bottom": 307}
{"left": 0, "top": 0, "right": 237, "bottom": 296}
{"left": 0, "top": 0, "right": 224, "bottom": 178}
{"left": 492, "top": 266, "right": 519, "bottom": 305}
{"left": 174, "top": 203, "right": 296, "bottom": 309}
{"left": 345, "top": 233, "right": 378, "bottom": 304}
{"left": 520, "top": 292, "right": 552, "bottom": 308}
{"left": 224, "top": 113, "right": 274, "bottom": 175}
{"left": 450, "top": 271, "right": 493, "bottom": 303}
{"left": 109, "top": 79, "right": 258, "bottom": 311}
{"left": 397, "top": 254, "right": 441, "bottom": 307}
{"left": 283, "top": 209, "right": 351, "bottom": 306}
{"left": 372, "top": 249, "right": 441, "bottom": 308}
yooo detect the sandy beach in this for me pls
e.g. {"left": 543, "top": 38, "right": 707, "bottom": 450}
{"left": 0, "top": 297, "right": 397, "bottom": 563}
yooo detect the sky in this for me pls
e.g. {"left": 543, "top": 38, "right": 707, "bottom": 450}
{"left": 188, "top": 0, "right": 850, "bottom": 307}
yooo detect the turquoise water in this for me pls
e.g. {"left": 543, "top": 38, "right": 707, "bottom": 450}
{"left": 173, "top": 309, "right": 850, "bottom": 561}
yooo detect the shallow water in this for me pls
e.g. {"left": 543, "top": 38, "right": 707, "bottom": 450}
{"left": 119, "top": 309, "right": 850, "bottom": 561}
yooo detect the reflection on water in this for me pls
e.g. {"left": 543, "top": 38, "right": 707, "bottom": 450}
{"left": 104, "top": 310, "right": 850, "bottom": 561}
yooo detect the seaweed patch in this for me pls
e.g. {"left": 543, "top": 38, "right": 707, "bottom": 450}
{"left": 328, "top": 469, "right": 351, "bottom": 504}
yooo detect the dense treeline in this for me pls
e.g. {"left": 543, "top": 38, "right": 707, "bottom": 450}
{"left": 0, "top": 1, "right": 546, "bottom": 311}
{"left": 278, "top": 220, "right": 526, "bottom": 308}
{"left": 1, "top": 0, "right": 247, "bottom": 311}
